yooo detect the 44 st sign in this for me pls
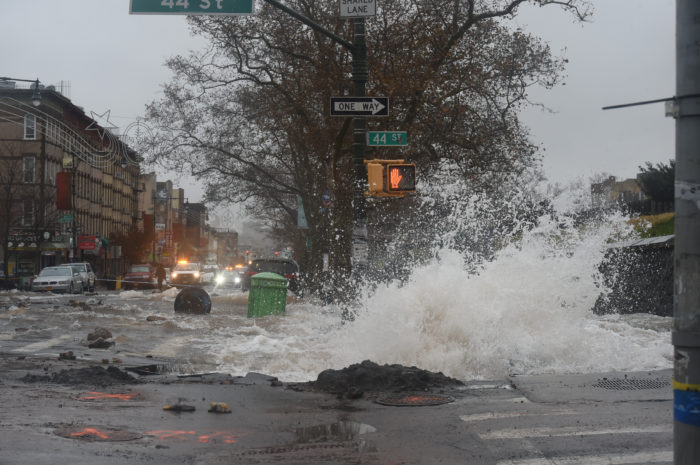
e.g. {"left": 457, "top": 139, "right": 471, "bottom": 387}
{"left": 130, "top": 0, "right": 254, "bottom": 15}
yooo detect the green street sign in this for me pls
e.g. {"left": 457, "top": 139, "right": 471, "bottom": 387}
{"left": 57, "top": 214, "right": 73, "bottom": 223}
{"left": 367, "top": 131, "right": 408, "bottom": 147}
{"left": 130, "top": 0, "right": 254, "bottom": 15}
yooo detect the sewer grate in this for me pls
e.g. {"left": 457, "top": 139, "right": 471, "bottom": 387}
{"left": 375, "top": 394, "right": 454, "bottom": 406}
{"left": 592, "top": 377, "right": 670, "bottom": 391}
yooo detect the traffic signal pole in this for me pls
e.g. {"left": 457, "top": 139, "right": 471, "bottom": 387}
{"left": 260, "top": 0, "right": 368, "bottom": 283}
{"left": 351, "top": 17, "right": 369, "bottom": 275}
{"left": 674, "top": 1, "right": 700, "bottom": 462}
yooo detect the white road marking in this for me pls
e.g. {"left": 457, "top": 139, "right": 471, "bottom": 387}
{"left": 12, "top": 335, "right": 72, "bottom": 353}
{"left": 460, "top": 410, "right": 576, "bottom": 423}
{"left": 496, "top": 449, "right": 672, "bottom": 465}
{"left": 481, "top": 424, "right": 671, "bottom": 440}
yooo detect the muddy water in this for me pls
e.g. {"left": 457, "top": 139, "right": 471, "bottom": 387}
{"left": 0, "top": 273, "right": 673, "bottom": 384}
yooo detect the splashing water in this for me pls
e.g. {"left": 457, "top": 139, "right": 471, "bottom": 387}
{"left": 210, "top": 181, "right": 672, "bottom": 382}
{"left": 69, "top": 179, "right": 670, "bottom": 382}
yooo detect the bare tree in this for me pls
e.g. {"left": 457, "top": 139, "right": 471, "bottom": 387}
{"left": 145, "top": 0, "right": 592, "bottom": 288}
{"left": 0, "top": 143, "right": 26, "bottom": 282}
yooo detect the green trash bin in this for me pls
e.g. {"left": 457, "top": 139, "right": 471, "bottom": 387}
{"left": 247, "top": 272, "right": 287, "bottom": 318}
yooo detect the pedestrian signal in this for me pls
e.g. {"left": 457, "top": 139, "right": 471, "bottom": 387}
{"left": 386, "top": 164, "right": 416, "bottom": 193}
{"left": 364, "top": 159, "right": 416, "bottom": 197}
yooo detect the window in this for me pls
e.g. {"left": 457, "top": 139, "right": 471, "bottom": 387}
{"left": 22, "top": 199, "right": 34, "bottom": 226}
{"left": 23, "top": 156, "right": 35, "bottom": 183}
{"left": 24, "top": 114, "right": 36, "bottom": 140}
{"left": 44, "top": 160, "right": 57, "bottom": 186}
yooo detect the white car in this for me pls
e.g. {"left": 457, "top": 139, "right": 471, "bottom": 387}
{"left": 59, "top": 262, "right": 96, "bottom": 292}
{"left": 32, "top": 266, "right": 83, "bottom": 294}
{"left": 200, "top": 264, "right": 220, "bottom": 284}
{"left": 170, "top": 262, "right": 202, "bottom": 287}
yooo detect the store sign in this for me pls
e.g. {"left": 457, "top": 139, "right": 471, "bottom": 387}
{"left": 78, "top": 236, "right": 98, "bottom": 250}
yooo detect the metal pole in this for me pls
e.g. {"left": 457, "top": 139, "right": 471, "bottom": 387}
{"left": 674, "top": 1, "right": 700, "bottom": 462}
{"left": 152, "top": 190, "right": 156, "bottom": 264}
{"left": 350, "top": 17, "right": 368, "bottom": 279}
{"left": 71, "top": 154, "right": 77, "bottom": 262}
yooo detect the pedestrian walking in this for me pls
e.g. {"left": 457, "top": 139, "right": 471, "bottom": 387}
{"left": 156, "top": 263, "right": 166, "bottom": 291}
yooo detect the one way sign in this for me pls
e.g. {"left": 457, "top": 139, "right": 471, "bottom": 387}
{"left": 330, "top": 97, "right": 389, "bottom": 117}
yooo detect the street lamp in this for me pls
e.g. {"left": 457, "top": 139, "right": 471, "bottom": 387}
{"left": 0, "top": 77, "right": 42, "bottom": 106}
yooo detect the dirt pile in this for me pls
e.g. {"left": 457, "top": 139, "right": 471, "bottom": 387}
{"left": 300, "top": 360, "right": 464, "bottom": 397}
{"left": 21, "top": 366, "right": 139, "bottom": 386}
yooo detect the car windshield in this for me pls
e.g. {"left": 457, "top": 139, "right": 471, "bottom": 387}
{"left": 130, "top": 266, "right": 150, "bottom": 273}
{"left": 251, "top": 260, "right": 297, "bottom": 275}
{"left": 40, "top": 267, "right": 70, "bottom": 277}
{"left": 175, "top": 264, "right": 199, "bottom": 271}
{"left": 71, "top": 265, "right": 84, "bottom": 272}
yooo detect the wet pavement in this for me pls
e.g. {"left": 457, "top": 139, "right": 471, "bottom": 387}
{"left": 0, "top": 352, "right": 674, "bottom": 464}
{"left": 0, "top": 289, "right": 674, "bottom": 464}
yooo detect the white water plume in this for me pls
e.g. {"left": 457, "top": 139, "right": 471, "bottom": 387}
{"left": 316, "top": 179, "right": 672, "bottom": 380}
{"left": 211, "top": 178, "right": 672, "bottom": 382}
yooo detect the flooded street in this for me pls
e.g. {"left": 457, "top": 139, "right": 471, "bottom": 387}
{"left": 0, "top": 265, "right": 673, "bottom": 385}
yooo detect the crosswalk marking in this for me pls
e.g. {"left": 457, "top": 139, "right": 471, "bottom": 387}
{"left": 496, "top": 449, "right": 672, "bottom": 465}
{"left": 460, "top": 410, "right": 576, "bottom": 423}
{"left": 481, "top": 424, "right": 671, "bottom": 440}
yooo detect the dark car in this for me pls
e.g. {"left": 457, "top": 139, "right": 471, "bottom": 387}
{"left": 243, "top": 258, "right": 302, "bottom": 295}
{"left": 214, "top": 268, "right": 244, "bottom": 289}
{"left": 123, "top": 264, "right": 156, "bottom": 290}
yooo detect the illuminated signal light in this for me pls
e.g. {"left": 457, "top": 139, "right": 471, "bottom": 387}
{"left": 386, "top": 163, "right": 416, "bottom": 193}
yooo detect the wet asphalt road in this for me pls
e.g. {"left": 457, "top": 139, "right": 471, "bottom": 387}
{"left": 0, "top": 289, "right": 674, "bottom": 465}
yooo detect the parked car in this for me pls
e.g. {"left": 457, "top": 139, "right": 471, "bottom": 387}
{"left": 242, "top": 258, "right": 302, "bottom": 295}
{"left": 31, "top": 266, "right": 83, "bottom": 294}
{"left": 200, "top": 264, "right": 220, "bottom": 284}
{"left": 59, "top": 262, "right": 96, "bottom": 292}
{"left": 170, "top": 261, "right": 202, "bottom": 286}
{"left": 123, "top": 264, "right": 156, "bottom": 290}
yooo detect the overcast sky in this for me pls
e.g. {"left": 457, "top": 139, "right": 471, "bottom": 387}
{"left": 2, "top": 0, "right": 675, "bottom": 198}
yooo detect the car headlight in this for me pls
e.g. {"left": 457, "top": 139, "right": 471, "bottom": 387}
{"left": 194, "top": 272, "right": 200, "bottom": 278}
{"left": 234, "top": 277, "right": 241, "bottom": 284}
{"left": 215, "top": 275, "right": 224, "bottom": 284}
{"left": 171, "top": 272, "right": 178, "bottom": 278}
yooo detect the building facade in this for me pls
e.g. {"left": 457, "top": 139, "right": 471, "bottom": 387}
{"left": 0, "top": 83, "right": 139, "bottom": 280}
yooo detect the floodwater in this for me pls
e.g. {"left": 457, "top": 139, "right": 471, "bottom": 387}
{"left": 0, "top": 238, "right": 673, "bottom": 384}
{"left": 0, "top": 187, "right": 675, "bottom": 383}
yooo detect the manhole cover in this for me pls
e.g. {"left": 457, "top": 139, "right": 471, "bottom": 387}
{"left": 55, "top": 426, "right": 142, "bottom": 441}
{"left": 592, "top": 377, "right": 670, "bottom": 390}
{"left": 375, "top": 394, "right": 454, "bottom": 406}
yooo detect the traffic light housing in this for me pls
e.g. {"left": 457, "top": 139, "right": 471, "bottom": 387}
{"left": 364, "top": 159, "right": 416, "bottom": 197}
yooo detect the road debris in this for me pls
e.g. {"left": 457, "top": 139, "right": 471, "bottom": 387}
{"left": 163, "top": 403, "right": 196, "bottom": 412}
{"left": 208, "top": 402, "right": 231, "bottom": 413}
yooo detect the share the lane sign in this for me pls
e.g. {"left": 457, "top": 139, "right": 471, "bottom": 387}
{"left": 129, "top": 0, "right": 254, "bottom": 15}
{"left": 339, "top": 0, "right": 376, "bottom": 18}
{"left": 330, "top": 97, "right": 389, "bottom": 117}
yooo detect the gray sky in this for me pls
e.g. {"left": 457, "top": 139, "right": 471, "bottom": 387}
{"left": 2, "top": 0, "right": 675, "bottom": 194}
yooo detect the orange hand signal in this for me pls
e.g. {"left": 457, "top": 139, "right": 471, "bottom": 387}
{"left": 390, "top": 168, "right": 403, "bottom": 190}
